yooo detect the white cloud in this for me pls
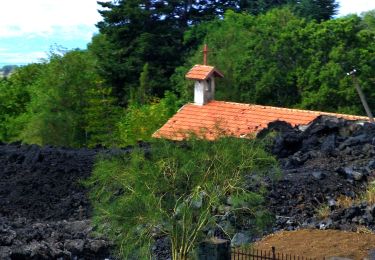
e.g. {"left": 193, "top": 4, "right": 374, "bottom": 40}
{"left": 0, "top": 51, "right": 47, "bottom": 64}
{"left": 1, "top": 0, "right": 372, "bottom": 65}
{"left": 2, "top": 1, "right": 372, "bottom": 37}
{"left": 0, "top": 0, "right": 104, "bottom": 37}
{"left": 337, "top": 0, "right": 375, "bottom": 16}
{"left": 1, "top": 0, "right": 374, "bottom": 36}
{"left": 0, "top": 0, "right": 109, "bottom": 64}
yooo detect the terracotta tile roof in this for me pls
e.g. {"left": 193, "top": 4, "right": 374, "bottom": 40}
{"left": 153, "top": 100, "right": 369, "bottom": 141}
{"left": 185, "top": 65, "right": 224, "bottom": 80}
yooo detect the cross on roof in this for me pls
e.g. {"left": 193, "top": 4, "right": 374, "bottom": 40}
{"left": 203, "top": 44, "right": 209, "bottom": 65}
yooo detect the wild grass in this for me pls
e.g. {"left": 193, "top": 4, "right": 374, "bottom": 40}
{"left": 356, "top": 225, "right": 374, "bottom": 234}
{"left": 336, "top": 195, "right": 356, "bottom": 209}
{"left": 331, "top": 180, "right": 375, "bottom": 211}
{"left": 316, "top": 204, "right": 331, "bottom": 220}
{"left": 364, "top": 181, "right": 375, "bottom": 205}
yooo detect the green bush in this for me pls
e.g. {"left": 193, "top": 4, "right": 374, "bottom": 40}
{"left": 174, "top": 9, "right": 375, "bottom": 115}
{"left": 85, "top": 136, "right": 279, "bottom": 259}
{"left": 0, "top": 63, "right": 43, "bottom": 142}
{"left": 117, "top": 92, "right": 181, "bottom": 146}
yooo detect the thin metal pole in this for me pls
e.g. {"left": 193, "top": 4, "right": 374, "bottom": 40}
{"left": 347, "top": 69, "right": 374, "bottom": 123}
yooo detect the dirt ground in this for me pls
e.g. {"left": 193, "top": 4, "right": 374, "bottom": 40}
{"left": 254, "top": 229, "right": 375, "bottom": 259}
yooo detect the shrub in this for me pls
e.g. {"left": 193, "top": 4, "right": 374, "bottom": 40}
{"left": 117, "top": 92, "right": 181, "bottom": 146}
{"left": 336, "top": 195, "right": 356, "bottom": 209}
{"left": 365, "top": 181, "right": 375, "bottom": 205}
{"left": 316, "top": 204, "right": 331, "bottom": 220}
{"left": 85, "top": 136, "right": 279, "bottom": 259}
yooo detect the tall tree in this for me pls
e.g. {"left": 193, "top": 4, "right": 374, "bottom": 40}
{"left": 0, "top": 63, "right": 43, "bottom": 141}
{"left": 173, "top": 9, "right": 374, "bottom": 114}
{"left": 84, "top": 85, "right": 120, "bottom": 148}
{"left": 20, "top": 50, "right": 120, "bottom": 147}
{"left": 94, "top": 0, "right": 338, "bottom": 105}
{"left": 95, "top": 0, "right": 190, "bottom": 103}
{"left": 238, "top": 0, "right": 290, "bottom": 15}
{"left": 294, "top": 0, "right": 339, "bottom": 21}
{"left": 94, "top": 0, "right": 249, "bottom": 103}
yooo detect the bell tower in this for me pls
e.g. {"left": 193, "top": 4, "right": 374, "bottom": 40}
{"left": 185, "top": 45, "right": 224, "bottom": 105}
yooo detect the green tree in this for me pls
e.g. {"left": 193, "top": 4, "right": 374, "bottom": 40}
{"left": 95, "top": 0, "right": 191, "bottom": 102}
{"left": 293, "top": 0, "right": 338, "bottom": 21}
{"left": 0, "top": 63, "right": 43, "bottom": 141}
{"left": 362, "top": 10, "right": 375, "bottom": 32}
{"left": 86, "top": 136, "right": 278, "bottom": 259}
{"left": 118, "top": 91, "right": 181, "bottom": 146}
{"left": 93, "top": 0, "right": 339, "bottom": 105}
{"left": 297, "top": 13, "right": 375, "bottom": 114}
{"left": 173, "top": 9, "right": 375, "bottom": 115}
{"left": 21, "top": 50, "right": 109, "bottom": 147}
{"left": 138, "top": 62, "right": 150, "bottom": 105}
{"left": 130, "top": 62, "right": 151, "bottom": 105}
{"left": 84, "top": 85, "right": 121, "bottom": 148}
{"left": 237, "top": 0, "right": 290, "bottom": 15}
{"left": 236, "top": 0, "right": 338, "bottom": 20}
{"left": 174, "top": 8, "right": 306, "bottom": 106}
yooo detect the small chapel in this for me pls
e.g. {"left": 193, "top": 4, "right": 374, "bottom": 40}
{"left": 153, "top": 45, "right": 368, "bottom": 141}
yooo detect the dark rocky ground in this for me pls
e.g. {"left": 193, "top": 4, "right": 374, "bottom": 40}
{"left": 2, "top": 116, "right": 375, "bottom": 259}
{"left": 263, "top": 116, "right": 375, "bottom": 232}
{"left": 0, "top": 144, "right": 115, "bottom": 259}
{"left": 204, "top": 116, "right": 375, "bottom": 248}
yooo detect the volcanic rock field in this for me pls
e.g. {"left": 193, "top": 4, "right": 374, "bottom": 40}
{"left": 1, "top": 115, "right": 375, "bottom": 259}
{"left": 265, "top": 116, "right": 375, "bottom": 232}
{"left": 0, "top": 145, "right": 115, "bottom": 259}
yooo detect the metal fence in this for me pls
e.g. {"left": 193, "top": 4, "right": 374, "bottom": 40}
{"left": 231, "top": 247, "right": 316, "bottom": 260}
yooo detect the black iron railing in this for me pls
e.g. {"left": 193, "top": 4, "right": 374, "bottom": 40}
{"left": 231, "top": 247, "right": 316, "bottom": 260}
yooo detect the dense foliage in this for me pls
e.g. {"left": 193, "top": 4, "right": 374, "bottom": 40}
{"left": 0, "top": 51, "right": 177, "bottom": 147}
{"left": 118, "top": 92, "right": 182, "bottom": 145}
{"left": 174, "top": 9, "right": 375, "bottom": 114}
{"left": 0, "top": 5, "right": 373, "bottom": 148}
{"left": 0, "top": 63, "right": 43, "bottom": 141}
{"left": 94, "top": 0, "right": 338, "bottom": 103}
{"left": 85, "top": 137, "right": 278, "bottom": 259}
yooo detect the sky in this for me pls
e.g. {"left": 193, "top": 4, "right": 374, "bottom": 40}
{"left": 0, "top": 0, "right": 374, "bottom": 66}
